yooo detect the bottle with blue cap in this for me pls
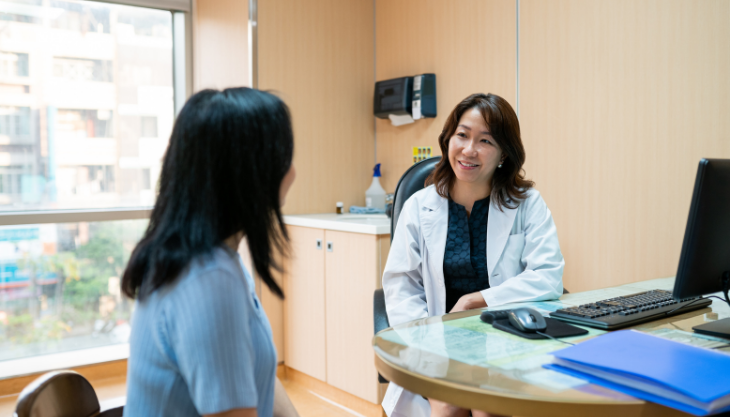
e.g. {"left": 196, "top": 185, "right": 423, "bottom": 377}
{"left": 365, "top": 163, "right": 386, "bottom": 210}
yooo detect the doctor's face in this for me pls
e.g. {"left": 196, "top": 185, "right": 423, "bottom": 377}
{"left": 448, "top": 107, "right": 504, "bottom": 188}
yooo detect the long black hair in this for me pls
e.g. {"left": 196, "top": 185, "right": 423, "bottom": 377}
{"left": 121, "top": 88, "right": 293, "bottom": 300}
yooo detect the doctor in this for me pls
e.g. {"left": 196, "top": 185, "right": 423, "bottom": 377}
{"left": 382, "top": 93, "right": 564, "bottom": 417}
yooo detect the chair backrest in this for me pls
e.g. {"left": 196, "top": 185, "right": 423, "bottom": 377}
{"left": 374, "top": 157, "right": 441, "bottom": 384}
{"left": 15, "top": 371, "right": 100, "bottom": 417}
{"left": 391, "top": 157, "right": 442, "bottom": 241}
{"left": 374, "top": 157, "right": 440, "bottom": 330}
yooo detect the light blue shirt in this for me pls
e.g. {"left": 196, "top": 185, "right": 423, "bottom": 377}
{"left": 126, "top": 247, "right": 277, "bottom": 417}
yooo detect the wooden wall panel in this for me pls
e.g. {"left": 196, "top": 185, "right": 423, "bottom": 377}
{"left": 259, "top": 0, "right": 375, "bottom": 215}
{"left": 375, "top": 0, "right": 517, "bottom": 192}
{"left": 520, "top": 0, "right": 730, "bottom": 292}
{"left": 193, "top": 0, "right": 249, "bottom": 90}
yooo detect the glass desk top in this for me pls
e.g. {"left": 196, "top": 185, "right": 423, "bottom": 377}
{"left": 373, "top": 277, "right": 730, "bottom": 416}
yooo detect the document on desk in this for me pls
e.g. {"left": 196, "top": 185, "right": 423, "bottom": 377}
{"left": 445, "top": 315, "right": 604, "bottom": 366}
{"left": 380, "top": 321, "right": 545, "bottom": 366}
{"left": 380, "top": 315, "right": 603, "bottom": 369}
{"left": 647, "top": 328, "right": 729, "bottom": 350}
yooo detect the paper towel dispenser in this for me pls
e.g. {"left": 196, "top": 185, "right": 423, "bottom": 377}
{"left": 374, "top": 74, "right": 436, "bottom": 126}
{"left": 374, "top": 77, "right": 413, "bottom": 119}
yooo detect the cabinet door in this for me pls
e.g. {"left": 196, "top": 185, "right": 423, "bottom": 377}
{"left": 285, "top": 226, "right": 327, "bottom": 381}
{"left": 324, "top": 230, "right": 383, "bottom": 403}
{"left": 238, "top": 239, "right": 284, "bottom": 363}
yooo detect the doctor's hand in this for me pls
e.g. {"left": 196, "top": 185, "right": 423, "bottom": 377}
{"left": 449, "top": 292, "right": 487, "bottom": 313}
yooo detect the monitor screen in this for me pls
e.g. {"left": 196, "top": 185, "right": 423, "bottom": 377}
{"left": 673, "top": 159, "right": 730, "bottom": 300}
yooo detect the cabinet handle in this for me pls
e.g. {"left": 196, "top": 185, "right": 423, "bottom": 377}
{"left": 326, "top": 241, "right": 333, "bottom": 252}
{"left": 316, "top": 239, "right": 322, "bottom": 250}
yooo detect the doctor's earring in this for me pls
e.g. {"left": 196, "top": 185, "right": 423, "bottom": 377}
{"left": 498, "top": 161, "right": 504, "bottom": 168}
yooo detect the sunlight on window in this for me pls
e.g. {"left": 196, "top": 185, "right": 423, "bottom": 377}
{"left": 0, "top": 0, "right": 174, "bottom": 210}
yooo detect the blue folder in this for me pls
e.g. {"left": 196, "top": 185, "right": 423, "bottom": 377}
{"left": 544, "top": 330, "right": 730, "bottom": 416}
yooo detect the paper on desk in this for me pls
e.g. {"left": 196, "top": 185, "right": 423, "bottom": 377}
{"left": 380, "top": 320, "right": 559, "bottom": 367}
{"left": 646, "top": 328, "right": 730, "bottom": 350}
{"left": 447, "top": 315, "right": 605, "bottom": 361}
{"left": 379, "top": 312, "right": 606, "bottom": 371}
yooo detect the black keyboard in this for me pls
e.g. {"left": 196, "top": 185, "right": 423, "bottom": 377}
{"left": 549, "top": 289, "right": 712, "bottom": 330}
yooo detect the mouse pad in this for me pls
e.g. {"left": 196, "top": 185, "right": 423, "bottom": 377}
{"left": 492, "top": 317, "right": 588, "bottom": 340}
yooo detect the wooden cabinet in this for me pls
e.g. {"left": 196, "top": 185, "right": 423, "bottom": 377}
{"left": 284, "top": 225, "right": 390, "bottom": 404}
{"left": 284, "top": 226, "right": 327, "bottom": 381}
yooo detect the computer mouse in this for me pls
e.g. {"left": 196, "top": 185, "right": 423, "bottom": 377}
{"left": 508, "top": 307, "right": 547, "bottom": 332}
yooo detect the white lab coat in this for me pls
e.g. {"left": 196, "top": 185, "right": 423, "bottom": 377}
{"left": 381, "top": 185, "right": 564, "bottom": 417}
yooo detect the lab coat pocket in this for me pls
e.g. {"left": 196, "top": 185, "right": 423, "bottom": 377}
{"left": 500, "top": 233, "right": 526, "bottom": 279}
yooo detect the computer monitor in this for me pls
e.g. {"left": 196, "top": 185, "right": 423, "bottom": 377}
{"left": 672, "top": 158, "right": 730, "bottom": 338}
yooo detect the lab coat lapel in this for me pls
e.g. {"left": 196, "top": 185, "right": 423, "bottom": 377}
{"left": 420, "top": 190, "right": 448, "bottom": 287}
{"left": 487, "top": 198, "right": 518, "bottom": 277}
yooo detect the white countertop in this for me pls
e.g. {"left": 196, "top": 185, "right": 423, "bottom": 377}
{"left": 283, "top": 213, "right": 391, "bottom": 235}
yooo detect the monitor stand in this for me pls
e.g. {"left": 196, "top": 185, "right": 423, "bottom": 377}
{"left": 693, "top": 318, "right": 730, "bottom": 340}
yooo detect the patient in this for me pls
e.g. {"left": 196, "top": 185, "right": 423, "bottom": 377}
{"left": 382, "top": 93, "right": 565, "bottom": 417}
{"left": 122, "top": 88, "right": 299, "bottom": 417}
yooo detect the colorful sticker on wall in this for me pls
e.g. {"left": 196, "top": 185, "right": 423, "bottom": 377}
{"left": 413, "top": 146, "right": 433, "bottom": 164}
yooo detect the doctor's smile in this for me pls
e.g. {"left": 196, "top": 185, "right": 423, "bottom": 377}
{"left": 457, "top": 161, "right": 479, "bottom": 168}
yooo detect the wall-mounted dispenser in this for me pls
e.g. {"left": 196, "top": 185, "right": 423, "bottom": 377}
{"left": 374, "top": 74, "right": 436, "bottom": 126}
{"left": 411, "top": 74, "right": 436, "bottom": 120}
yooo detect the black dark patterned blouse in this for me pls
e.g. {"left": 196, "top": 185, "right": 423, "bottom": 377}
{"left": 444, "top": 197, "right": 490, "bottom": 312}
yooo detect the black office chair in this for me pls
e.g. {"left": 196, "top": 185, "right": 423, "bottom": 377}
{"left": 374, "top": 157, "right": 441, "bottom": 383}
{"left": 14, "top": 370, "right": 124, "bottom": 417}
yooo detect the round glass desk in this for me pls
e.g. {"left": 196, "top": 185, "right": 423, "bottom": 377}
{"left": 373, "top": 278, "right": 730, "bottom": 417}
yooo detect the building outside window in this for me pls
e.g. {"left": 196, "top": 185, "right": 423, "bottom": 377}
{"left": 0, "top": 0, "right": 182, "bottom": 365}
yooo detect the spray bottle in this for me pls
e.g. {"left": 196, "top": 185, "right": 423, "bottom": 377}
{"left": 365, "top": 163, "right": 386, "bottom": 210}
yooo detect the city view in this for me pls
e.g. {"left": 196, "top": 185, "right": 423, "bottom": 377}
{"left": 0, "top": 0, "right": 173, "bottom": 360}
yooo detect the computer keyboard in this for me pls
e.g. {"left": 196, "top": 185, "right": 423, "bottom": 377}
{"left": 549, "top": 289, "right": 712, "bottom": 330}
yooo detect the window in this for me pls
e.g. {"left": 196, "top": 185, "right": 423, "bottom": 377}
{"left": 140, "top": 116, "right": 158, "bottom": 138}
{"left": 0, "top": 51, "right": 29, "bottom": 77}
{"left": 0, "top": 0, "right": 174, "bottom": 212}
{"left": 56, "top": 109, "right": 114, "bottom": 138}
{"left": 0, "top": 219, "right": 147, "bottom": 361}
{"left": 0, "top": 0, "right": 189, "bottom": 373}
{"left": 53, "top": 57, "right": 114, "bottom": 83}
{"left": 0, "top": 106, "right": 32, "bottom": 142}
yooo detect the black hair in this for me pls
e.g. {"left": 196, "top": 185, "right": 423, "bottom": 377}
{"left": 121, "top": 87, "right": 293, "bottom": 300}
